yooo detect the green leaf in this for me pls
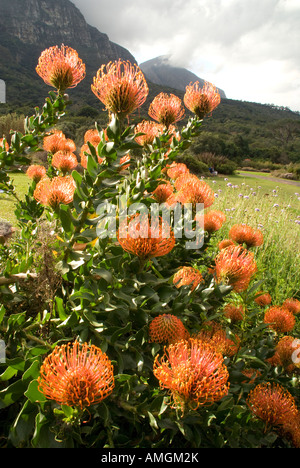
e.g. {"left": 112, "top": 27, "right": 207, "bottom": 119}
{"left": 24, "top": 379, "right": 47, "bottom": 403}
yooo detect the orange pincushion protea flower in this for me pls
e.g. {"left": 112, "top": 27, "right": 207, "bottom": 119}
{"left": 223, "top": 303, "right": 245, "bottom": 323}
{"left": 173, "top": 266, "right": 203, "bottom": 292}
{"left": 151, "top": 180, "right": 174, "bottom": 203}
{"left": 26, "top": 164, "right": 47, "bottom": 183}
{"left": 247, "top": 382, "right": 298, "bottom": 428}
{"left": 51, "top": 151, "right": 78, "bottom": 174}
{"left": 184, "top": 81, "right": 221, "bottom": 119}
{"left": 254, "top": 292, "right": 272, "bottom": 307}
{"left": 118, "top": 214, "right": 175, "bottom": 260}
{"left": 166, "top": 163, "right": 189, "bottom": 180}
{"left": 176, "top": 178, "right": 215, "bottom": 209}
{"left": 84, "top": 129, "right": 101, "bottom": 146}
{"left": 211, "top": 244, "right": 257, "bottom": 292}
{"left": 36, "top": 44, "right": 86, "bottom": 93}
{"left": 229, "top": 224, "right": 263, "bottom": 248}
{"left": 153, "top": 338, "right": 230, "bottom": 412}
{"left": 149, "top": 314, "right": 189, "bottom": 344}
{"left": 148, "top": 93, "right": 185, "bottom": 128}
{"left": 196, "top": 320, "right": 240, "bottom": 356}
{"left": 34, "top": 175, "right": 76, "bottom": 209}
{"left": 43, "top": 130, "right": 76, "bottom": 154}
{"left": 92, "top": 60, "right": 149, "bottom": 118}
{"left": 195, "top": 210, "right": 226, "bottom": 233}
{"left": 282, "top": 298, "right": 300, "bottom": 315}
{"left": 38, "top": 341, "right": 114, "bottom": 409}
{"left": 267, "top": 336, "right": 299, "bottom": 372}
{"left": 264, "top": 306, "right": 296, "bottom": 333}
{"left": 173, "top": 173, "right": 199, "bottom": 191}
{"left": 134, "top": 120, "right": 165, "bottom": 146}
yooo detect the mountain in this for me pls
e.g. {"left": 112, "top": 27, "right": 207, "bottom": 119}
{"left": 0, "top": 0, "right": 136, "bottom": 106}
{"left": 140, "top": 55, "right": 226, "bottom": 99}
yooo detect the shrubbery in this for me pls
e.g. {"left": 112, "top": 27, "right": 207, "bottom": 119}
{"left": 0, "top": 45, "right": 299, "bottom": 449}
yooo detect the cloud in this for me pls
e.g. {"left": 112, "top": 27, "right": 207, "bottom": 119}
{"left": 72, "top": 0, "right": 300, "bottom": 111}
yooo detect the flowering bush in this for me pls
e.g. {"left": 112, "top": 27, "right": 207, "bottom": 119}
{"left": 0, "top": 45, "right": 299, "bottom": 448}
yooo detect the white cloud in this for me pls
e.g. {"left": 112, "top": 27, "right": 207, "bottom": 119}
{"left": 72, "top": 0, "right": 300, "bottom": 111}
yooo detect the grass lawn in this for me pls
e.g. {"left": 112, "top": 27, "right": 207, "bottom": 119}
{"left": 204, "top": 172, "right": 300, "bottom": 303}
{"left": 0, "top": 172, "right": 31, "bottom": 225}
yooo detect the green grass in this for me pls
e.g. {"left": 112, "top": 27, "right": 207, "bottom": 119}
{"left": 0, "top": 172, "right": 31, "bottom": 225}
{"left": 205, "top": 173, "right": 300, "bottom": 303}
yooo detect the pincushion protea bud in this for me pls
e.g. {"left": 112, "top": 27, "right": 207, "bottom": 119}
{"left": 149, "top": 314, "right": 189, "bottom": 344}
{"left": 229, "top": 224, "right": 263, "bottom": 248}
{"left": 38, "top": 341, "right": 114, "bottom": 409}
{"left": 118, "top": 214, "right": 175, "bottom": 260}
{"left": 173, "top": 266, "right": 203, "bottom": 291}
{"left": 153, "top": 338, "right": 230, "bottom": 412}
{"left": 36, "top": 44, "right": 86, "bottom": 93}
{"left": 184, "top": 81, "right": 221, "bottom": 119}
{"left": 148, "top": 93, "right": 185, "bottom": 128}
{"left": 254, "top": 292, "right": 272, "bottom": 307}
{"left": 26, "top": 164, "right": 47, "bottom": 183}
{"left": 92, "top": 60, "right": 149, "bottom": 118}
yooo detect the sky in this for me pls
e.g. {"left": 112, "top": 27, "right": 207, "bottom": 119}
{"left": 72, "top": 0, "right": 300, "bottom": 112}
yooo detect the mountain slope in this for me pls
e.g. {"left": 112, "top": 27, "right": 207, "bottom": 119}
{"left": 140, "top": 55, "right": 226, "bottom": 98}
{"left": 0, "top": 0, "right": 136, "bottom": 105}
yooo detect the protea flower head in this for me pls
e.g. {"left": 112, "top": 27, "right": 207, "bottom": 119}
{"left": 43, "top": 130, "right": 76, "bottom": 154}
{"left": 247, "top": 382, "right": 298, "bottom": 429}
{"left": 148, "top": 93, "right": 185, "bottom": 128}
{"left": 264, "top": 306, "right": 296, "bottom": 333}
{"left": 196, "top": 320, "right": 240, "bottom": 356}
{"left": 34, "top": 175, "right": 76, "bottom": 209}
{"left": 211, "top": 244, "right": 257, "bottom": 292}
{"left": 166, "top": 163, "right": 190, "bottom": 180}
{"left": 26, "top": 164, "right": 47, "bottom": 183}
{"left": 36, "top": 44, "right": 86, "bottom": 93}
{"left": 184, "top": 81, "right": 221, "bottom": 119}
{"left": 254, "top": 292, "right": 272, "bottom": 307}
{"left": 134, "top": 120, "right": 165, "bottom": 146}
{"left": 195, "top": 210, "right": 226, "bottom": 233}
{"left": 176, "top": 177, "right": 215, "bottom": 209}
{"left": 91, "top": 60, "right": 149, "bottom": 118}
{"left": 38, "top": 341, "right": 114, "bottom": 409}
{"left": 117, "top": 213, "right": 175, "bottom": 260}
{"left": 51, "top": 150, "right": 78, "bottom": 174}
{"left": 149, "top": 314, "right": 190, "bottom": 344}
{"left": 229, "top": 224, "right": 264, "bottom": 248}
{"left": 151, "top": 180, "right": 174, "bottom": 203}
{"left": 173, "top": 266, "right": 203, "bottom": 291}
{"left": 282, "top": 298, "right": 300, "bottom": 315}
{"left": 153, "top": 338, "right": 230, "bottom": 412}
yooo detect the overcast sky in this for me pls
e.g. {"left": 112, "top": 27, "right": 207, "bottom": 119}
{"left": 72, "top": 0, "right": 300, "bottom": 112}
